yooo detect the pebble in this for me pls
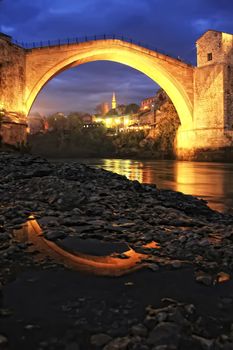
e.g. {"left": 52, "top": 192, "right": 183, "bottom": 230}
{"left": 131, "top": 324, "right": 148, "bottom": 337}
{"left": 0, "top": 335, "right": 8, "bottom": 347}
{"left": 65, "top": 343, "right": 80, "bottom": 350}
{"left": 103, "top": 336, "right": 131, "bottom": 350}
{"left": 147, "top": 322, "right": 181, "bottom": 346}
{"left": 90, "top": 333, "right": 112, "bottom": 347}
{"left": 195, "top": 273, "right": 212, "bottom": 286}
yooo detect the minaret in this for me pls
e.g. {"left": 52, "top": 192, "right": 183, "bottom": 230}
{"left": 112, "top": 92, "right": 117, "bottom": 109}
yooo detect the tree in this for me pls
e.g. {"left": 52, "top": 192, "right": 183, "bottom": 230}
{"left": 116, "top": 104, "right": 126, "bottom": 115}
{"left": 125, "top": 103, "right": 140, "bottom": 114}
{"left": 47, "top": 113, "right": 67, "bottom": 131}
{"left": 154, "top": 101, "right": 180, "bottom": 156}
{"left": 106, "top": 108, "right": 118, "bottom": 116}
{"left": 67, "top": 112, "right": 84, "bottom": 131}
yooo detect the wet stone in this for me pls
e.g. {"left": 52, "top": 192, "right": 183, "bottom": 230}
{"left": 65, "top": 343, "right": 80, "bottom": 350}
{"left": 171, "top": 261, "right": 182, "bottom": 269}
{"left": 103, "top": 336, "right": 131, "bottom": 350}
{"left": 90, "top": 333, "right": 113, "bottom": 347}
{"left": 147, "top": 263, "right": 159, "bottom": 271}
{"left": 195, "top": 273, "right": 213, "bottom": 286}
{"left": 0, "top": 335, "right": 8, "bottom": 348}
{"left": 44, "top": 230, "right": 67, "bottom": 241}
{"left": 0, "top": 308, "right": 13, "bottom": 317}
{"left": 216, "top": 272, "right": 231, "bottom": 283}
{"left": 147, "top": 322, "right": 181, "bottom": 346}
{"left": 130, "top": 324, "right": 148, "bottom": 337}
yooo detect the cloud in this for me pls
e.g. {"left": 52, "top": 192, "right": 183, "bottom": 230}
{"left": 1, "top": 0, "right": 232, "bottom": 114}
{"left": 0, "top": 24, "right": 15, "bottom": 33}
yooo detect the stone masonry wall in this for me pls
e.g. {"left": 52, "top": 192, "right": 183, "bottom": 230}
{"left": 194, "top": 64, "right": 224, "bottom": 130}
{"left": 24, "top": 40, "right": 194, "bottom": 118}
{"left": 196, "top": 31, "right": 223, "bottom": 67}
{"left": 0, "top": 34, "right": 26, "bottom": 114}
{"left": 194, "top": 30, "right": 233, "bottom": 149}
{"left": 0, "top": 34, "right": 27, "bottom": 145}
{"left": 196, "top": 30, "right": 233, "bottom": 131}
{"left": 0, "top": 123, "right": 27, "bottom": 146}
{"left": 224, "top": 64, "right": 233, "bottom": 129}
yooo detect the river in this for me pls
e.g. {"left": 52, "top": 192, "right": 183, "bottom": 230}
{"left": 73, "top": 158, "right": 233, "bottom": 213}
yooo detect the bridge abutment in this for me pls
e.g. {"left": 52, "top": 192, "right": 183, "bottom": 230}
{"left": 176, "top": 127, "right": 233, "bottom": 160}
{"left": 177, "top": 30, "right": 233, "bottom": 160}
{"left": 0, "top": 33, "right": 27, "bottom": 146}
{"left": 0, "top": 120, "right": 27, "bottom": 146}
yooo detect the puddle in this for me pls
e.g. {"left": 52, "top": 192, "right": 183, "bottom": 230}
{"left": 12, "top": 218, "right": 160, "bottom": 276}
{"left": 57, "top": 237, "right": 130, "bottom": 257}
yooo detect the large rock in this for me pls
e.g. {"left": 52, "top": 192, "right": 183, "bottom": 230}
{"left": 90, "top": 333, "right": 112, "bottom": 347}
{"left": 147, "top": 322, "right": 181, "bottom": 346}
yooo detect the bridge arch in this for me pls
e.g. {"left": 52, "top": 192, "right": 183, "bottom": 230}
{"left": 25, "top": 40, "right": 194, "bottom": 130}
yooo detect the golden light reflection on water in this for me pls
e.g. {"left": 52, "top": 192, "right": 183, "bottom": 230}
{"left": 104, "top": 159, "right": 144, "bottom": 183}
{"left": 174, "top": 162, "right": 226, "bottom": 212}
{"left": 13, "top": 219, "right": 159, "bottom": 276}
{"left": 97, "top": 159, "right": 233, "bottom": 213}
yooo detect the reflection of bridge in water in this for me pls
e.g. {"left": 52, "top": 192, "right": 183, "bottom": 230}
{"left": 13, "top": 218, "right": 159, "bottom": 276}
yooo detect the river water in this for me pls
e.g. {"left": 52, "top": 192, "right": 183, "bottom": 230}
{"left": 74, "top": 158, "right": 233, "bottom": 213}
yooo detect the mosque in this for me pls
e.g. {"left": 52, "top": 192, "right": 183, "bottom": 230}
{"left": 93, "top": 93, "right": 131, "bottom": 131}
{"left": 93, "top": 92, "right": 153, "bottom": 133}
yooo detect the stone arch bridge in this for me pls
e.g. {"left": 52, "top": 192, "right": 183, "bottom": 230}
{"left": 1, "top": 30, "right": 233, "bottom": 159}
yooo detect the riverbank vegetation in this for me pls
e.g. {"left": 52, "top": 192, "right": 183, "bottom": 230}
{"left": 29, "top": 99, "right": 180, "bottom": 159}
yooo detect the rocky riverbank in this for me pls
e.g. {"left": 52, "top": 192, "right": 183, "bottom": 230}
{"left": 1, "top": 152, "right": 233, "bottom": 349}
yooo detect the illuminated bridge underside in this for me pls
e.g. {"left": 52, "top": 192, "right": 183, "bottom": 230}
{"left": 1, "top": 30, "right": 233, "bottom": 159}
{"left": 25, "top": 41, "right": 194, "bottom": 131}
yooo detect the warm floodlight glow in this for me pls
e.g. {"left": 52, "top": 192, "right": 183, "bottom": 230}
{"left": 24, "top": 40, "right": 194, "bottom": 155}
{"left": 12, "top": 218, "right": 160, "bottom": 276}
{"left": 25, "top": 41, "right": 193, "bottom": 126}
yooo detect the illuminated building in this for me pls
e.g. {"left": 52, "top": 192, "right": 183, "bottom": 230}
{"left": 112, "top": 92, "right": 117, "bottom": 109}
{"left": 93, "top": 115, "right": 123, "bottom": 130}
{"left": 140, "top": 96, "right": 155, "bottom": 111}
{"left": 101, "top": 102, "right": 110, "bottom": 115}
{"left": 80, "top": 114, "right": 92, "bottom": 123}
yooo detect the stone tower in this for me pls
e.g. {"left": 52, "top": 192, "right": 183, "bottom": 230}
{"left": 112, "top": 92, "right": 117, "bottom": 109}
{"left": 194, "top": 30, "right": 233, "bottom": 138}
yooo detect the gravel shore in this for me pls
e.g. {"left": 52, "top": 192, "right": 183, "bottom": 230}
{"left": 0, "top": 152, "right": 233, "bottom": 350}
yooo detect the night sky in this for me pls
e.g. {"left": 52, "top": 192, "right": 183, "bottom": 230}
{"left": 1, "top": 0, "right": 233, "bottom": 115}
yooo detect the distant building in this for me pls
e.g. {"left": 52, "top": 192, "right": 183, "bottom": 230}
{"left": 92, "top": 93, "right": 149, "bottom": 133}
{"left": 139, "top": 90, "right": 169, "bottom": 128}
{"left": 139, "top": 111, "right": 155, "bottom": 126}
{"left": 93, "top": 114, "right": 133, "bottom": 131}
{"left": 101, "top": 102, "right": 110, "bottom": 115}
{"left": 80, "top": 113, "right": 92, "bottom": 123}
{"left": 140, "top": 96, "right": 155, "bottom": 111}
